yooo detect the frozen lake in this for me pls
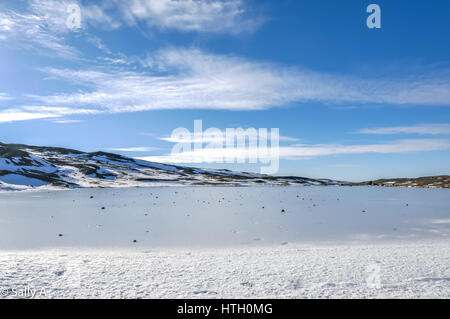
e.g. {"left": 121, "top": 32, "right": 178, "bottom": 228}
{"left": 0, "top": 186, "right": 449, "bottom": 250}
{"left": 1, "top": 186, "right": 449, "bottom": 298}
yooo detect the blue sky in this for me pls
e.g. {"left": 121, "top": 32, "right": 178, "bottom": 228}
{"left": 0, "top": 0, "right": 449, "bottom": 181}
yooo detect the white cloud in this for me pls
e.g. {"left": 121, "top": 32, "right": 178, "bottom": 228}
{"left": 0, "top": 0, "right": 121, "bottom": 59}
{"left": 81, "top": 3, "right": 122, "bottom": 30}
{"left": 105, "top": 147, "right": 159, "bottom": 152}
{"left": 0, "top": 93, "right": 13, "bottom": 101}
{"left": 28, "top": 0, "right": 77, "bottom": 33}
{"left": 356, "top": 124, "right": 450, "bottom": 135}
{"left": 0, "top": 105, "right": 99, "bottom": 123}
{"left": 4, "top": 48, "right": 450, "bottom": 123}
{"left": 29, "top": 0, "right": 120, "bottom": 31}
{"left": 139, "top": 139, "right": 450, "bottom": 163}
{"left": 52, "top": 119, "right": 84, "bottom": 124}
{"left": 279, "top": 139, "right": 450, "bottom": 157}
{"left": 430, "top": 218, "right": 450, "bottom": 225}
{"left": 99, "top": 57, "right": 130, "bottom": 65}
{"left": 22, "top": 105, "right": 100, "bottom": 115}
{"left": 2, "top": 0, "right": 262, "bottom": 51}
{"left": 0, "top": 3, "right": 78, "bottom": 59}
{"left": 0, "top": 110, "right": 60, "bottom": 123}
{"left": 329, "top": 164, "right": 355, "bottom": 168}
{"left": 159, "top": 131, "right": 299, "bottom": 143}
{"left": 115, "top": 0, "right": 263, "bottom": 34}
{"left": 24, "top": 47, "right": 450, "bottom": 119}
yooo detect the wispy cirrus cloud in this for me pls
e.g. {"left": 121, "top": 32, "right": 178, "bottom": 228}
{"left": 51, "top": 119, "right": 84, "bottom": 124}
{"left": 159, "top": 131, "right": 300, "bottom": 143}
{"left": 356, "top": 124, "right": 450, "bottom": 135}
{"left": 0, "top": 0, "right": 263, "bottom": 59}
{"left": 21, "top": 47, "right": 450, "bottom": 118}
{"left": 0, "top": 109, "right": 60, "bottom": 123}
{"left": 139, "top": 138, "right": 450, "bottom": 163}
{"left": 0, "top": 8, "right": 78, "bottom": 59}
{"left": 280, "top": 139, "right": 450, "bottom": 157}
{"left": 22, "top": 105, "right": 100, "bottom": 116}
{"left": 105, "top": 146, "right": 159, "bottom": 152}
{"left": 114, "top": 0, "right": 264, "bottom": 34}
{"left": 28, "top": 0, "right": 120, "bottom": 32}
{"left": 429, "top": 219, "right": 450, "bottom": 225}
{"left": 0, "top": 93, "right": 13, "bottom": 101}
{"left": 2, "top": 47, "right": 450, "bottom": 123}
{"left": 0, "top": 0, "right": 121, "bottom": 59}
{"left": 0, "top": 106, "right": 98, "bottom": 123}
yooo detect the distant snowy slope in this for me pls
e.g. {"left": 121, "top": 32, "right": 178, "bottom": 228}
{"left": 0, "top": 142, "right": 344, "bottom": 190}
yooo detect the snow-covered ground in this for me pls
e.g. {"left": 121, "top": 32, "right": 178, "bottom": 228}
{"left": 0, "top": 242, "right": 449, "bottom": 299}
{"left": 0, "top": 186, "right": 449, "bottom": 298}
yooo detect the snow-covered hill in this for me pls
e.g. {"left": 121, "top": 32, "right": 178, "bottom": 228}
{"left": 355, "top": 176, "right": 450, "bottom": 189}
{"left": 0, "top": 142, "right": 346, "bottom": 191}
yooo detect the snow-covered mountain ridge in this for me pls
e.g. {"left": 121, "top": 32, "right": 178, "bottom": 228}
{"left": 0, "top": 142, "right": 347, "bottom": 191}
